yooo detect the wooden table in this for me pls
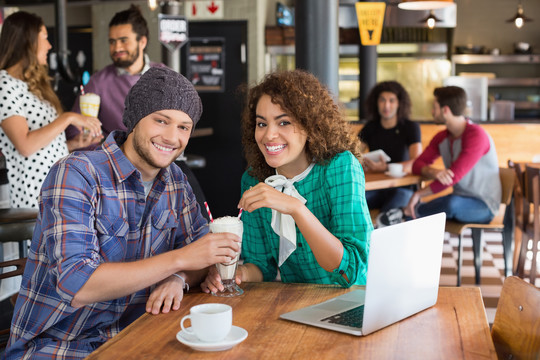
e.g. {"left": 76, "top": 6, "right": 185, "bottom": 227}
{"left": 364, "top": 172, "right": 421, "bottom": 191}
{"left": 87, "top": 282, "right": 496, "bottom": 360}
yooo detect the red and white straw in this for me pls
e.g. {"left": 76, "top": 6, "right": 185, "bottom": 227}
{"left": 80, "top": 85, "right": 85, "bottom": 95}
{"left": 237, "top": 208, "right": 243, "bottom": 220}
{"left": 204, "top": 201, "right": 214, "bottom": 223}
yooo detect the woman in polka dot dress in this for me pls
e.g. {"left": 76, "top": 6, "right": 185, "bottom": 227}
{"left": 0, "top": 11, "right": 102, "bottom": 208}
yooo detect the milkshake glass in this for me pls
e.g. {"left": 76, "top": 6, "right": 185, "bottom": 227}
{"left": 79, "top": 93, "right": 100, "bottom": 137}
{"left": 209, "top": 216, "right": 243, "bottom": 297}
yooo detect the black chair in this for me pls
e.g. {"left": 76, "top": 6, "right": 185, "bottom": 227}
{"left": 175, "top": 159, "right": 210, "bottom": 222}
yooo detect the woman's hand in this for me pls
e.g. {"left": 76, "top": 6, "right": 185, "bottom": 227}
{"left": 201, "top": 265, "right": 245, "bottom": 294}
{"left": 200, "top": 265, "right": 223, "bottom": 294}
{"left": 238, "top": 183, "right": 302, "bottom": 216}
{"left": 61, "top": 112, "right": 102, "bottom": 138}
{"left": 66, "top": 131, "right": 103, "bottom": 152}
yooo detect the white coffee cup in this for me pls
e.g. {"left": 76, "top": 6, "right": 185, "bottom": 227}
{"left": 387, "top": 163, "right": 404, "bottom": 176}
{"left": 180, "top": 303, "right": 232, "bottom": 342}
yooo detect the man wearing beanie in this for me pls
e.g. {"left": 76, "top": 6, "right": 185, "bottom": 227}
{"left": 4, "top": 67, "right": 240, "bottom": 360}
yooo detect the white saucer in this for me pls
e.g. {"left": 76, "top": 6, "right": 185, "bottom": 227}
{"left": 176, "top": 325, "right": 248, "bottom": 352}
{"left": 385, "top": 171, "right": 407, "bottom": 178}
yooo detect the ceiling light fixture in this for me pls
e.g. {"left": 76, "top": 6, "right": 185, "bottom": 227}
{"left": 420, "top": 10, "right": 442, "bottom": 29}
{"left": 506, "top": 1, "right": 533, "bottom": 29}
{"left": 397, "top": 0, "right": 453, "bottom": 11}
{"left": 148, "top": 0, "right": 159, "bottom": 11}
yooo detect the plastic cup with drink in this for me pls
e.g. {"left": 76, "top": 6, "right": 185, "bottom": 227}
{"left": 79, "top": 92, "right": 100, "bottom": 136}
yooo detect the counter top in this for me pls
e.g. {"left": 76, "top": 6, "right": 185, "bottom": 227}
{"left": 348, "top": 119, "right": 540, "bottom": 125}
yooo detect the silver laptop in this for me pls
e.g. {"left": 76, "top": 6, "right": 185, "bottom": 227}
{"left": 280, "top": 212, "right": 446, "bottom": 336}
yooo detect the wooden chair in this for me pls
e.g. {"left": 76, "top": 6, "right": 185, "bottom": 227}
{"left": 491, "top": 276, "right": 540, "bottom": 359}
{"left": 0, "top": 257, "right": 26, "bottom": 350}
{"left": 445, "top": 167, "right": 515, "bottom": 286}
{"left": 515, "top": 165, "right": 540, "bottom": 284}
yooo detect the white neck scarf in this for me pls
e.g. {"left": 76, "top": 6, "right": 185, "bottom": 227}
{"left": 264, "top": 163, "right": 315, "bottom": 266}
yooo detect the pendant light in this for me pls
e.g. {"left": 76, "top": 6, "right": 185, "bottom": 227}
{"left": 398, "top": 0, "right": 453, "bottom": 11}
{"left": 506, "top": 1, "right": 533, "bottom": 29}
{"left": 148, "top": 0, "right": 159, "bottom": 11}
{"left": 419, "top": 10, "right": 442, "bottom": 29}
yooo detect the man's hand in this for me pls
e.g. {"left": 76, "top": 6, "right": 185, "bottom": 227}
{"left": 146, "top": 275, "right": 185, "bottom": 315}
{"left": 433, "top": 168, "right": 454, "bottom": 186}
{"left": 405, "top": 191, "right": 422, "bottom": 219}
{"left": 362, "top": 156, "right": 388, "bottom": 173}
{"left": 176, "top": 233, "right": 241, "bottom": 271}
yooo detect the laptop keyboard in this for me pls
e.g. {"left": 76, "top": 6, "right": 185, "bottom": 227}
{"left": 320, "top": 305, "right": 364, "bottom": 329}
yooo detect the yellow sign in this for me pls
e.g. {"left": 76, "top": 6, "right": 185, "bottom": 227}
{"left": 355, "top": 2, "right": 386, "bottom": 46}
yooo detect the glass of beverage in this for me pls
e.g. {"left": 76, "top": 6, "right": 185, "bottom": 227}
{"left": 209, "top": 216, "right": 243, "bottom": 297}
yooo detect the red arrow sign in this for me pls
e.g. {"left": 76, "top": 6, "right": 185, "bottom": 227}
{"left": 207, "top": 1, "right": 219, "bottom": 14}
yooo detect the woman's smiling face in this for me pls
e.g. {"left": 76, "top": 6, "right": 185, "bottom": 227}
{"left": 254, "top": 94, "right": 309, "bottom": 178}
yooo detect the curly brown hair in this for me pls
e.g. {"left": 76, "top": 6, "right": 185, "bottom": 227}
{"left": 241, "top": 70, "right": 362, "bottom": 181}
{"left": 365, "top": 81, "right": 411, "bottom": 124}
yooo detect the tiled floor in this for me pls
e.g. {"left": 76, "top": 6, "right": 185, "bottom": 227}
{"left": 439, "top": 229, "right": 539, "bottom": 325}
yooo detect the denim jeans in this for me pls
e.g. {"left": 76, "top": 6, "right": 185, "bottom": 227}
{"left": 416, "top": 194, "right": 494, "bottom": 224}
{"left": 365, "top": 187, "right": 414, "bottom": 212}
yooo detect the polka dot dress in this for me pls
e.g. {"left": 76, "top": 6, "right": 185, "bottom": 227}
{"left": 0, "top": 70, "right": 69, "bottom": 208}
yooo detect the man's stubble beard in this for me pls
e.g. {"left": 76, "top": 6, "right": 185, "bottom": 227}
{"left": 112, "top": 43, "right": 141, "bottom": 68}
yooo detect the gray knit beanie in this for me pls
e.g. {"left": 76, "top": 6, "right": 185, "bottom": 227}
{"left": 122, "top": 67, "right": 202, "bottom": 133}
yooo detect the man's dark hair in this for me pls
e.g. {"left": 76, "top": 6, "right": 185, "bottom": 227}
{"left": 364, "top": 81, "right": 412, "bottom": 123}
{"left": 433, "top": 86, "right": 467, "bottom": 116}
{"left": 109, "top": 4, "right": 149, "bottom": 41}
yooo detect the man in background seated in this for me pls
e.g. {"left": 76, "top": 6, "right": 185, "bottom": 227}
{"left": 378, "top": 86, "right": 501, "bottom": 226}
{"left": 359, "top": 81, "right": 422, "bottom": 212}
{"left": 68, "top": 4, "right": 165, "bottom": 142}
{"left": 5, "top": 67, "right": 240, "bottom": 359}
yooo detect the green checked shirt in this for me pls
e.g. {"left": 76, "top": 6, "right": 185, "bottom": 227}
{"left": 241, "top": 151, "right": 372, "bottom": 287}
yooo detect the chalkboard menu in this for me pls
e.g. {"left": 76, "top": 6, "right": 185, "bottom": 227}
{"left": 188, "top": 37, "right": 225, "bottom": 92}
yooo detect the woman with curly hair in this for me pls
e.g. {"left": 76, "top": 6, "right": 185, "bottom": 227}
{"left": 0, "top": 11, "right": 102, "bottom": 208}
{"left": 202, "top": 70, "right": 372, "bottom": 292}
